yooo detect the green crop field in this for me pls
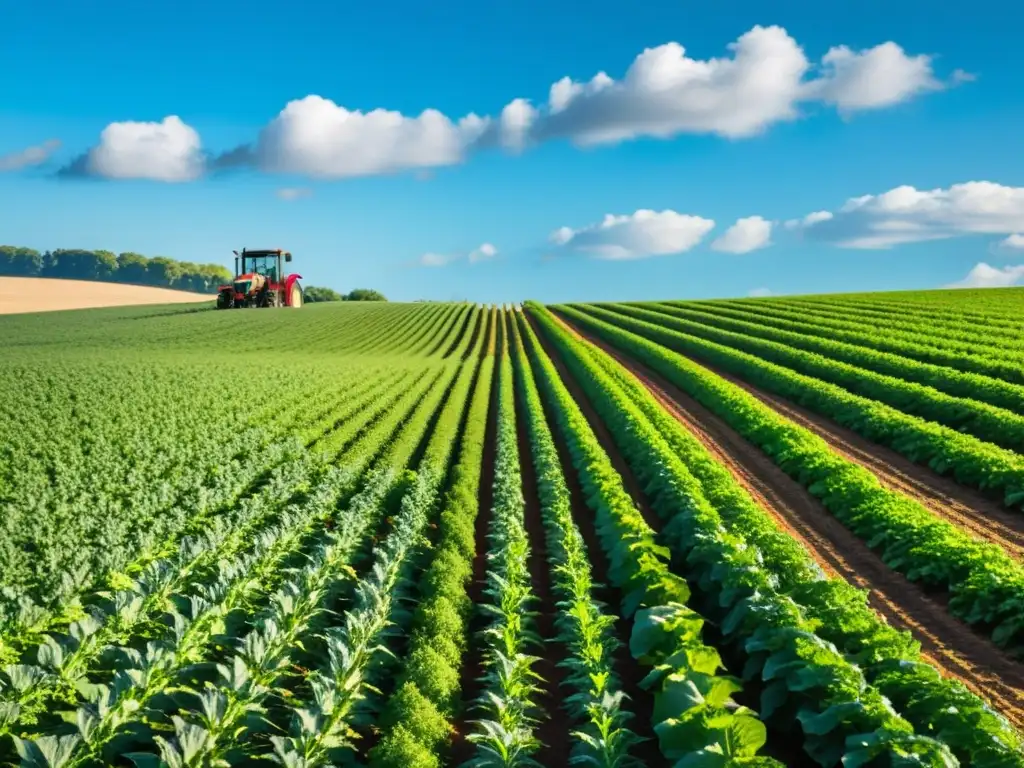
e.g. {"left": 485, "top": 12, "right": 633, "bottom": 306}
{"left": 1, "top": 289, "right": 1023, "bottom": 767}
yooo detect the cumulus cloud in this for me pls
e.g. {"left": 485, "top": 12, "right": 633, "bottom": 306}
{"left": 62, "top": 116, "right": 203, "bottom": 181}
{"left": 792, "top": 181, "right": 1024, "bottom": 249}
{"left": 243, "top": 95, "right": 488, "bottom": 179}
{"left": 748, "top": 287, "right": 774, "bottom": 297}
{"left": 53, "top": 27, "right": 962, "bottom": 182}
{"left": 419, "top": 252, "right": 454, "bottom": 267}
{"left": 711, "top": 215, "right": 773, "bottom": 253}
{"left": 468, "top": 242, "right": 498, "bottom": 263}
{"left": 946, "top": 262, "right": 1024, "bottom": 289}
{"left": 805, "top": 42, "right": 943, "bottom": 112}
{"left": 0, "top": 139, "right": 61, "bottom": 172}
{"left": 492, "top": 27, "right": 958, "bottom": 149}
{"left": 997, "top": 234, "right": 1024, "bottom": 251}
{"left": 417, "top": 242, "right": 498, "bottom": 267}
{"left": 551, "top": 209, "right": 715, "bottom": 260}
{"left": 785, "top": 210, "right": 833, "bottom": 229}
{"left": 276, "top": 186, "right": 312, "bottom": 200}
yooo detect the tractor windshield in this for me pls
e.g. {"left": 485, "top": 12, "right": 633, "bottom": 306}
{"left": 245, "top": 255, "right": 279, "bottom": 282}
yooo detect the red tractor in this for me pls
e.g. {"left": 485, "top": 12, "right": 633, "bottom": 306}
{"left": 216, "top": 248, "right": 303, "bottom": 309}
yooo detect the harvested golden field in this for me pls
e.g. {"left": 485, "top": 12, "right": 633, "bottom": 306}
{"left": 0, "top": 276, "right": 211, "bottom": 314}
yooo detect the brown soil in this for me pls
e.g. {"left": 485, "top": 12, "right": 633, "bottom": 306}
{"left": 514, "top": 382, "right": 573, "bottom": 766}
{"left": 555, "top": 312, "right": 1024, "bottom": 731}
{"left": 449, "top": 356, "right": 500, "bottom": 763}
{"left": 0, "top": 277, "right": 211, "bottom": 314}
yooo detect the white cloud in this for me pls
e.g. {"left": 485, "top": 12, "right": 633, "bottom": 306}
{"left": 252, "top": 95, "right": 488, "bottom": 178}
{"left": 81, "top": 116, "right": 203, "bottom": 181}
{"left": 59, "top": 27, "right": 962, "bottom": 183}
{"left": 495, "top": 26, "right": 956, "bottom": 149}
{"left": 793, "top": 182, "right": 1024, "bottom": 249}
{"left": 997, "top": 234, "right": 1024, "bottom": 251}
{"left": 276, "top": 186, "right": 312, "bottom": 200}
{"left": 419, "top": 252, "right": 454, "bottom": 267}
{"left": 806, "top": 42, "right": 943, "bottom": 112}
{"left": 468, "top": 242, "right": 498, "bottom": 263}
{"left": 946, "top": 262, "right": 1024, "bottom": 289}
{"left": 418, "top": 242, "right": 497, "bottom": 267}
{"left": 711, "top": 215, "right": 773, "bottom": 253}
{"left": 748, "top": 287, "right": 774, "bottom": 297}
{"left": 552, "top": 209, "right": 715, "bottom": 260}
{"left": 785, "top": 210, "right": 833, "bottom": 230}
{"left": 497, "top": 99, "right": 538, "bottom": 152}
{"left": 0, "top": 139, "right": 61, "bottom": 172}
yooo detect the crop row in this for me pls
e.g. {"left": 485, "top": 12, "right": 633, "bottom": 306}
{"left": 598, "top": 302, "right": 1024, "bottom": 454}
{"left": 526, "top": 302, "right": 1014, "bottom": 766}
{"left": 0, "top": 354, "right": 452, "bottom": 758}
{"left": 518, "top": 309, "right": 792, "bottom": 766}
{"left": 574, "top": 303, "right": 1024, "bottom": 509}
{"left": 638, "top": 301, "right": 1024, "bottom": 416}
{"left": 1, "top": 306, "right": 486, "bottom": 765}
{"left": 550, "top": 306, "right": 1024, "bottom": 767}
{"left": 696, "top": 298, "right": 1024, "bottom": 383}
{"left": 557, "top": 303, "right": 1024, "bottom": 651}
{"left": 368, "top": 308, "right": 498, "bottom": 767}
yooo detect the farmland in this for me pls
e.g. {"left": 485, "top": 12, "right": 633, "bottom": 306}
{"left": 1, "top": 289, "right": 1023, "bottom": 767}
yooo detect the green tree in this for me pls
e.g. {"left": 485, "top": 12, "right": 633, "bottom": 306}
{"left": 0, "top": 246, "right": 43, "bottom": 276}
{"left": 116, "top": 252, "right": 150, "bottom": 284}
{"left": 93, "top": 250, "right": 118, "bottom": 280}
{"left": 304, "top": 286, "right": 343, "bottom": 302}
{"left": 146, "top": 257, "right": 183, "bottom": 286}
{"left": 343, "top": 288, "right": 387, "bottom": 301}
{"left": 47, "top": 249, "right": 118, "bottom": 280}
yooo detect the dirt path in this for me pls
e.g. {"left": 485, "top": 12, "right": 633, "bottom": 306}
{"left": 514, "top": 384, "right": 572, "bottom": 766}
{"left": 554, "top": 312, "right": 1024, "bottom": 732}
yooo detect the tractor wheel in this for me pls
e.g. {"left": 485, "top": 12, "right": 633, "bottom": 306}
{"left": 289, "top": 282, "right": 303, "bottom": 308}
{"left": 216, "top": 291, "right": 233, "bottom": 309}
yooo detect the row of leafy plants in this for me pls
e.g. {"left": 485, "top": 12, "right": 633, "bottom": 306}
{"left": 509, "top": 313, "right": 645, "bottom": 766}
{"left": 0, "top": 355, "right": 458, "bottom": 764}
{"left": 368, "top": 308, "right": 498, "bottom": 767}
{"left": 697, "top": 299, "right": 1024, "bottom": 384}
{"left": 459, "top": 317, "right": 549, "bottom": 766}
{"left": 238, "top": 313, "right": 485, "bottom": 765}
{"left": 765, "top": 295, "right": 1024, "bottom": 337}
{"left": 574, "top": 303, "right": 1024, "bottom": 509}
{"left": 639, "top": 301, "right": 1024, "bottom": 416}
{"left": 566, "top": 306, "right": 1024, "bottom": 767}
{"left": 517, "top": 309, "right": 785, "bottom": 767}
{"left": 557, "top": 303, "right": 1024, "bottom": 651}
{"left": 526, "top": 303, "right": 963, "bottom": 767}
{"left": 598, "top": 302, "right": 1024, "bottom": 454}
{"left": 107, "top": 345, "right": 470, "bottom": 765}
{"left": 0, "top": 343, "right": 438, "bottom": 642}
{"left": 0, "top": 362, "right": 427, "bottom": 671}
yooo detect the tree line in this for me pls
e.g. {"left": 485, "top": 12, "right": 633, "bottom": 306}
{"left": 304, "top": 287, "right": 387, "bottom": 302}
{"left": 0, "top": 246, "right": 232, "bottom": 294}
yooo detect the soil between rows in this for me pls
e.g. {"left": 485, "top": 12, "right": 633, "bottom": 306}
{"left": 554, "top": 311, "right": 1024, "bottom": 731}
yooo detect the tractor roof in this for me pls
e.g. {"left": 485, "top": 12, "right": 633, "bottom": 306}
{"left": 241, "top": 249, "right": 289, "bottom": 256}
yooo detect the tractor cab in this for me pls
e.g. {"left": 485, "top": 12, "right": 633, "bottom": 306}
{"left": 217, "top": 248, "right": 303, "bottom": 309}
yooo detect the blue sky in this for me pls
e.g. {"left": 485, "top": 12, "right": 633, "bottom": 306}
{"left": 2, "top": 0, "right": 1023, "bottom": 302}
